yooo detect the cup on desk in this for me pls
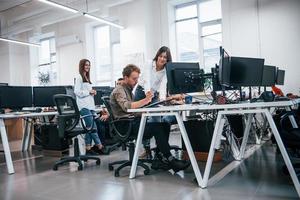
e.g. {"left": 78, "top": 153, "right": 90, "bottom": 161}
{"left": 185, "top": 95, "right": 193, "bottom": 104}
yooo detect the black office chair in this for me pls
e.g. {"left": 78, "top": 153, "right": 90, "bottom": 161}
{"left": 278, "top": 111, "right": 300, "bottom": 177}
{"left": 52, "top": 94, "right": 101, "bottom": 171}
{"left": 102, "top": 96, "right": 151, "bottom": 177}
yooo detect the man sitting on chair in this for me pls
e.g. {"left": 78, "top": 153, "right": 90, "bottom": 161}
{"left": 110, "top": 64, "right": 190, "bottom": 172}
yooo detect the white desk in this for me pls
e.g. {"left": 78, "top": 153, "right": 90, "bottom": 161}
{"left": 128, "top": 99, "right": 300, "bottom": 197}
{"left": 0, "top": 111, "right": 57, "bottom": 174}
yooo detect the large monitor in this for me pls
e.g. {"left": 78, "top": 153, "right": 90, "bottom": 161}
{"left": 166, "top": 62, "right": 204, "bottom": 94}
{"left": 33, "top": 86, "right": 67, "bottom": 107}
{"left": 218, "top": 47, "right": 231, "bottom": 87}
{"left": 212, "top": 66, "right": 237, "bottom": 91}
{"left": 0, "top": 86, "right": 33, "bottom": 109}
{"left": 230, "top": 57, "right": 264, "bottom": 86}
{"left": 276, "top": 69, "right": 285, "bottom": 85}
{"left": 92, "top": 86, "right": 114, "bottom": 105}
{"left": 261, "top": 65, "right": 276, "bottom": 86}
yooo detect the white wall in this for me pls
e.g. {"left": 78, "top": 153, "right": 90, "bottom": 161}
{"left": 0, "top": 43, "right": 10, "bottom": 84}
{"left": 222, "top": 0, "right": 300, "bottom": 94}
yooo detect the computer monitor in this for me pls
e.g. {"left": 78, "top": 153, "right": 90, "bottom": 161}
{"left": 166, "top": 62, "right": 204, "bottom": 94}
{"left": 261, "top": 65, "right": 276, "bottom": 86}
{"left": 218, "top": 47, "right": 231, "bottom": 87}
{"left": 211, "top": 66, "right": 237, "bottom": 91}
{"left": 276, "top": 69, "right": 285, "bottom": 85}
{"left": 33, "top": 86, "right": 67, "bottom": 107}
{"left": 92, "top": 86, "right": 114, "bottom": 105}
{"left": 230, "top": 57, "right": 264, "bottom": 86}
{"left": 0, "top": 86, "right": 33, "bottom": 109}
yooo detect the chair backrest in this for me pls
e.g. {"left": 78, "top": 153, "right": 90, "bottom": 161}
{"left": 102, "top": 96, "right": 115, "bottom": 120}
{"left": 53, "top": 94, "right": 80, "bottom": 134}
{"left": 101, "top": 96, "right": 133, "bottom": 142}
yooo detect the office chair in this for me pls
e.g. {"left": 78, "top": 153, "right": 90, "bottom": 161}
{"left": 101, "top": 96, "right": 151, "bottom": 177}
{"left": 279, "top": 111, "right": 300, "bottom": 177}
{"left": 52, "top": 94, "right": 100, "bottom": 171}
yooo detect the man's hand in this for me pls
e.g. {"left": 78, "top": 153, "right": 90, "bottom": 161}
{"left": 144, "top": 91, "right": 154, "bottom": 104}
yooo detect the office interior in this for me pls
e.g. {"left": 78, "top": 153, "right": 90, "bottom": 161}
{"left": 0, "top": 0, "right": 300, "bottom": 199}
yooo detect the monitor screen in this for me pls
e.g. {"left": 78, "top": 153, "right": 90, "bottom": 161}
{"left": 0, "top": 86, "right": 33, "bottom": 109}
{"left": 276, "top": 69, "right": 285, "bottom": 85}
{"left": 33, "top": 86, "right": 67, "bottom": 107}
{"left": 261, "top": 65, "right": 276, "bottom": 86}
{"left": 92, "top": 86, "right": 114, "bottom": 105}
{"left": 166, "top": 62, "right": 204, "bottom": 94}
{"left": 218, "top": 47, "right": 231, "bottom": 87}
{"left": 230, "top": 57, "right": 265, "bottom": 86}
{"left": 212, "top": 66, "right": 237, "bottom": 91}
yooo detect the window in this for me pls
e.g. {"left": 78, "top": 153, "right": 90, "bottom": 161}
{"left": 175, "top": 0, "right": 222, "bottom": 72}
{"left": 94, "top": 25, "right": 121, "bottom": 86}
{"left": 35, "top": 37, "right": 57, "bottom": 85}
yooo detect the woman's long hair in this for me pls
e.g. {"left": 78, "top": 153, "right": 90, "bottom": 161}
{"left": 153, "top": 46, "right": 172, "bottom": 64}
{"left": 79, "top": 59, "right": 91, "bottom": 83}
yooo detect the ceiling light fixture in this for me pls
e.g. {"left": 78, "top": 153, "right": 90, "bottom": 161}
{"left": 0, "top": 37, "right": 41, "bottom": 47}
{"left": 83, "top": 13, "right": 124, "bottom": 29}
{"left": 38, "top": 0, "right": 125, "bottom": 29}
{"left": 37, "top": 0, "right": 78, "bottom": 13}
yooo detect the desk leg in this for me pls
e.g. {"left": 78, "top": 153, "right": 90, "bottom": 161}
{"left": 238, "top": 113, "right": 253, "bottom": 160}
{"left": 264, "top": 111, "right": 300, "bottom": 197}
{"left": 285, "top": 106, "right": 299, "bottom": 128}
{"left": 0, "top": 119, "right": 15, "bottom": 174}
{"left": 175, "top": 113, "right": 203, "bottom": 187}
{"left": 21, "top": 118, "right": 30, "bottom": 151}
{"left": 129, "top": 115, "right": 147, "bottom": 179}
{"left": 202, "top": 113, "right": 225, "bottom": 187}
{"left": 26, "top": 120, "right": 34, "bottom": 150}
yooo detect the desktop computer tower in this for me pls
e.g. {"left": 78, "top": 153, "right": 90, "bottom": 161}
{"left": 41, "top": 124, "right": 69, "bottom": 151}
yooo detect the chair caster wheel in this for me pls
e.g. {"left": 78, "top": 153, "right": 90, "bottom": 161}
{"left": 96, "top": 160, "right": 101, "bottom": 165}
{"left": 109, "top": 165, "right": 114, "bottom": 171}
{"left": 144, "top": 169, "right": 150, "bottom": 175}
{"left": 78, "top": 165, "right": 83, "bottom": 171}
{"left": 114, "top": 171, "right": 120, "bottom": 177}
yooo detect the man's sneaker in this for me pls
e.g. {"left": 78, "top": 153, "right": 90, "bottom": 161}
{"left": 151, "top": 158, "right": 171, "bottom": 171}
{"left": 168, "top": 157, "right": 190, "bottom": 173}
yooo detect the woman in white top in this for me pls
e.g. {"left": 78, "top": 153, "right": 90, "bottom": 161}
{"left": 74, "top": 59, "right": 103, "bottom": 155}
{"left": 135, "top": 46, "right": 172, "bottom": 103}
{"left": 134, "top": 46, "right": 176, "bottom": 158}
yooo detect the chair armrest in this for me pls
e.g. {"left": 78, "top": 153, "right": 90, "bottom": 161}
{"left": 57, "top": 114, "right": 78, "bottom": 137}
{"left": 110, "top": 117, "right": 135, "bottom": 142}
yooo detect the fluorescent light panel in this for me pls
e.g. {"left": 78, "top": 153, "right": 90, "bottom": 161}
{"left": 83, "top": 13, "right": 124, "bottom": 29}
{"left": 38, "top": 0, "right": 124, "bottom": 29}
{"left": 38, "top": 0, "right": 78, "bottom": 13}
{"left": 0, "top": 37, "right": 41, "bottom": 47}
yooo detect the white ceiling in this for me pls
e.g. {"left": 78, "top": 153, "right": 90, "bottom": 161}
{"left": 0, "top": 0, "right": 134, "bottom": 36}
{"left": 0, "top": 0, "right": 30, "bottom": 12}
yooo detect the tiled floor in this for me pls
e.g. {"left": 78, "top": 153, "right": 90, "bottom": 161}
{"left": 0, "top": 132, "right": 299, "bottom": 200}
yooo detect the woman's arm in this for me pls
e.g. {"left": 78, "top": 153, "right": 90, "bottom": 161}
{"left": 74, "top": 76, "right": 90, "bottom": 98}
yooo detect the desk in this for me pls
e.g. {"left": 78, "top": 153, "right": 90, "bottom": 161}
{"left": 0, "top": 111, "right": 57, "bottom": 174}
{"left": 128, "top": 99, "right": 300, "bottom": 197}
